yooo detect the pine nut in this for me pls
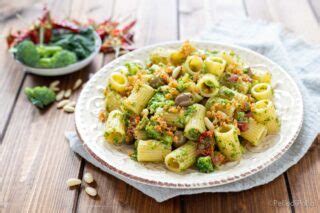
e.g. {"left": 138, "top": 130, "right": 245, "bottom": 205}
{"left": 73, "top": 79, "right": 83, "bottom": 90}
{"left": 141, "top": 109, "right": 149, "bottom": 117}
{"left": 49, "top": 80, "right": 60, "bottom": 89}
{"left": 172, "top": 66, "right": 181, "bottom": 79}
{"left": 204, "top": 117, "right": 215, "bottom": 130}
{"left": 56, "top": 90, "right": 65, "bottom": 101}
{"left": 85, "top": 186, "right": 97, "bottom": 197}
{"left": 66, "top": 178, "right": 81, "bottom": 187}
{"left": 66, "top": 101, "right": 76, "bottom": 107}
{"left": 51, "top": 86, "right": 60, "bottom": 92}
{"left": 57, "top": 100, "right": 70, "bottom": 109}
{"left": 63, "top": 105, "right": 75, "bottom": 113}
{"left": 64, "top": 89, "right": 72, "bottom": 98}
{"left": 83, "top": 172, "right": 94, "bottom": 184}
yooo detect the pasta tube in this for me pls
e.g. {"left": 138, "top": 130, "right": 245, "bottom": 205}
{"left": 204, "top": 56, "right": 226, "bottom": 77}
{"left": 108, "top": 72, "right": 128, "bottom": 92}
{"left": 220, "top": 51, "right": 237, "bottom": 65}
{"left": 251, "top": 83, "right": 273, "bottom": 100}
{"left": 161, "top": 111, "right": 185, "bottom": 128}
{"left": 105, "top": 90, "right": 122, "bottom": 112}
{"left": 184, "top": 104, "right": 206, "bottom": 140}
{"left": 183, "top": 55, "right": 204, "bottom": 75}
{"left": 150, "top": 47, "right": 173, "bottom": 65}
{"left": 165, "top": 141, "right": 197, "bottom": 172}
{"left": 218, "top": 86, "right": 248, "bottom": 107}
{"left": 137, "top": 140, "right": 171, "bottom": 162}
{"left": 104, "top": 110, "right": 126, "bottom": 145}
{"left": 197, "top": 74, "right": 220, "bottom": 97}
{"left": 123, "top": 83, "right": 155, "bottom": 114}
{"left": 251, "top": 68, "right": 271, "bottom": 83}
{"left": 214, "top": 124, "right": 242, "bottom": 161}
{"left": 240, "top": 118, "right": 268, "bottom": 146}
{"left": 252, "top": 100, "right": 280, "bottom": 134}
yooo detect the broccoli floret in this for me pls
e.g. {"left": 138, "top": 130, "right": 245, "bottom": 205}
{"left": 15, "top": 40, "right": 40, "bottom": 67}
{"left": 52, "top": 50, "right": 77, "bottom": 68}
{"left": 196, "top": 156, "right": 214, "bottom": 173}
{"left": 125, "top": 61, "right": 143, "bottom": 76}
{"left": 36, "top": 45, "right": 62, "bottom": 58}
{"left": 37, "top": 58, "right": 54, "bottom": 68}
{"left": 145, "top": 121, "right": 162, "bottom": 139}
{"left": 24, "top": 86, "right": 56, "bottom": 108}
{"left": 147, "top": 92, "right": 175, "bottom": 114}
{"left": 145, "top": 120, "right": 173, "bottom": 145}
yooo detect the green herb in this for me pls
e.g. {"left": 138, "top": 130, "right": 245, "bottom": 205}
{"left": 51, "top": 27, "right": 95, "bottom": 60}
{"left": 130, "top": 150, "right": 138, "bottom": 161}
{"left": 147, "top": 92, "right": 174, "bottom": 114}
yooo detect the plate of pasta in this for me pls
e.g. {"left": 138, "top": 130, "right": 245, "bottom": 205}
{"left": 75, "top": 41, "right": 303, "bottom": 188}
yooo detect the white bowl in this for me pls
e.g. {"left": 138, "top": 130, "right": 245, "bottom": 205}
{"left": 13, "top": 31, "right": 101, "bottom": 76}
{"left": 75, "top": 41, "right": 303, "bottom": 189}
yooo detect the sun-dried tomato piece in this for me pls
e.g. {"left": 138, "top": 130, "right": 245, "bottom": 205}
{"left": 237, "top": 121, "right": 249, "bottom": 132}
{"left": 211, "top": 151, "right": 226, "bottom": 166}
{"left": 126, "top": 115, "right": 140, "bottom": 144}
{"left": 197, "top": 131, "right": 215, "bottom": 156}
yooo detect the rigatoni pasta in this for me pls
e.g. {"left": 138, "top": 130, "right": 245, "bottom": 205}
{"left": 184, "top": 104, "right": 206, "bottom": 140}
{"left": 104, "top": 110, "right": 126, "bottom": 145}
{"left": 252, "top": 100, "right": 280, "bottom": 134}
{"left": 165, "top": 141, "right": 197, "bottom": 172}
{"left": 214, "top": 125, "right": 242, "bottom": 161}
{"left": 137, "top": 140, "right": 171, "bottom": 162}
{"left": 101, "top": 41, "right": 281, "bottom": 173}
{"left": 123, "top": 83, "right": 155, "bottom": 114}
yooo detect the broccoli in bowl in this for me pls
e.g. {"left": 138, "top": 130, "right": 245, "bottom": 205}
{"left": 12, "top": 27, "right": 96, "bottom": 69}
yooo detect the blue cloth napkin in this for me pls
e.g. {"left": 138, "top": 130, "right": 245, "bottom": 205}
{"left": 66, "top": 18, "right": 320, "bottom": 202}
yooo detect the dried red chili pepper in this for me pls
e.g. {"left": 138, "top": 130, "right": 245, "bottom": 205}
{"left": 52, "top": 20, "right": 80, "bottom": 33}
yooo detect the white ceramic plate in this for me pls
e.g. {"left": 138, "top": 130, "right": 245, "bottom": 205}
{"left": 75, "top": 41, "right": 303, "bottom": 189}
{"left": 13, "top": 32, "right": 101, "bottom": 76}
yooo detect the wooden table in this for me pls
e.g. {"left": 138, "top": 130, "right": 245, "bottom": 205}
{"left": 1, "top": 0, "right": 319, "bottom": 212}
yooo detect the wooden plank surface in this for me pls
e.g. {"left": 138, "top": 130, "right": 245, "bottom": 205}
{"left": 0, "top": 0, "right": 319, "bottom": 212}
{"left": 0, "top": 0, "right": 87, "bottom": 212}
{"left": 75, "top": 0, "right": 181, "bottom": 212}
{"left": 0, "top": 0, "right": 42, "bottom": 140}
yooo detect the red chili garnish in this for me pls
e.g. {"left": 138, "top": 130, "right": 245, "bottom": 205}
{"left": 237, "top": 121, "right": 249, "bottom": 132}
{"left": 197, "top": 131, "right": 215, "bottom": 156}
{"left": 6, "top": 6, "right": 136, "bottom": 56}
{"left": 211, "top": 152, "right": 226, "bottom": 166}
{"left": 52, "top": 20, "right": 80, "bottom": 33}
{"left": 228, "top": 74, "right": 239, "bottom": 82}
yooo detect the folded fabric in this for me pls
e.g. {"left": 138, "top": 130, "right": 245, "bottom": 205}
{"left": 66, "top": 18, "right": 320, "bottom": 202}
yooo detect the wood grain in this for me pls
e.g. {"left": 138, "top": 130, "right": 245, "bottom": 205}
{"left": 0, "top": 0, "right": 43, "bottom": 140}
{"left": 265, "top": 0, "right": 320, "bottom": 43}
{"left": 0, "top": 0, "right": 319, "bottom": 211}
{"left": 0, "top": 0, "right": 92, "bottom": 212}
{"left": 180, "top": 0, "right": 291, "bottom": 212}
